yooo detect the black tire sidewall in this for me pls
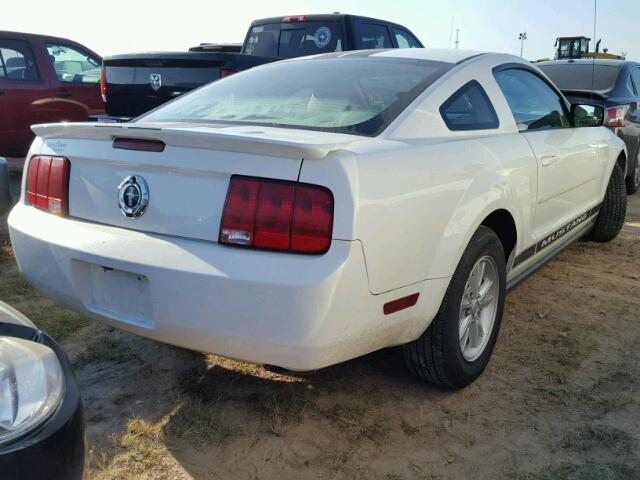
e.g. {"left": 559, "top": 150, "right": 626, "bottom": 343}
{"left": 442, "top": 227, "right": 507, "bottom": 385}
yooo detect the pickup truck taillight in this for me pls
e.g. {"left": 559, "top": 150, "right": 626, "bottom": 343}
{"left": 219, "top": 68, "right": 237, "bottom": 79}
{"left": 605, "top": 105, "right": 629, "bottom": 128}
{"left": 100, "top": 66, "right": 107, "bottom": 103}
{"left": 26, "top": 156, "right": 70, "bottom": 217}
{"left": 219, "top": 176, "right": 333, "bottom": 254}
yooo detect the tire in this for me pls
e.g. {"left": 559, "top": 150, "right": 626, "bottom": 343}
{"left": 589, "top": 163, "right": 627, "bottom": 242}
{"left": 626, "top": 150, "right": 640, "bottom": 195}
{"left": 403, "top": 226, "right": 506, "bottom": 389}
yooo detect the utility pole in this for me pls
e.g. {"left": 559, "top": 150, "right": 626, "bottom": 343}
{"left": 454, "top": 29, "right": 460, "bottom": 49}
{"left": 448, "top": 17, "right": 454, "bottom": 49}
{"left": 519, "top": 32, "right": 527, "bottom": 57}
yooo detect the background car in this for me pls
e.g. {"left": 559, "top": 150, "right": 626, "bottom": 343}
{"left": 539, "top": 59, "right": 640, "bottom": 193}
{"left": 0, "top": 31, "right": 104, "bottom": 164}
{"left": 0, "top": 301, "right": 85, "bottom": 480}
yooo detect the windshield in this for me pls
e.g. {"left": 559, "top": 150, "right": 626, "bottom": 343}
{"left": 243, "top": 22, "right": 344, "bottom": 57}
{"left": 138, "top": 57, "right": 452, "bottom": 137}
{"left": 539, "top": 64, "right": 621, "bottom": 91}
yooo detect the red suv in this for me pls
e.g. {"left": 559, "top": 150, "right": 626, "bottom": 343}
{"left": 0, "top": 31, "right": 104, "bottom": 161}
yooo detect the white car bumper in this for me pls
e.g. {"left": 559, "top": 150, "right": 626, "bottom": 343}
{"left": 8, "top": 204, "right": 449, "bottom": 370}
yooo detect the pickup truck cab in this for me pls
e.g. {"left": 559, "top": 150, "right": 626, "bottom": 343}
{"left": 0, "top": 31, "right": 104, "bottom": 160}
{"left": 100, "top": 14, "right": 423, "bottom": 120}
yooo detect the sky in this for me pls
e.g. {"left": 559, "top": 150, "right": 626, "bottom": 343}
{"left": 4, "top": 0, "right": 638, "bottom": 61}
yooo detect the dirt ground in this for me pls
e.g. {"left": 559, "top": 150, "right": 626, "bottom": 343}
{"left": 1, "top": 173, "right": 639, "bottom": 480}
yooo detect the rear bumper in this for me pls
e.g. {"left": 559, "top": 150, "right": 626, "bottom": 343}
{"left": 9, "top": 204, "right": 449, "bottom": 370}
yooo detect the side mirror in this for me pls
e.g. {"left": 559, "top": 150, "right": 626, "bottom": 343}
{"left": 0, "top": 158, "right": 12, "bottom": 217}
{"left": 571, "top": 104, "right": 605, "bottom": 127}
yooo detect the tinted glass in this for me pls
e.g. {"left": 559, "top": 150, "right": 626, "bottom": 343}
{"left": 440, "top": 81, "right": 499, "bottom": 131}
{"left": 140, "top": 58, "right": 452, "bottom": 137}
{"left": 0, "top": 39, "right": 39, "bottom": 81}
{"left": 46, "top": 43, "right": 101, "bottom": 83}
{"left": 393, "top": 28, "right": 421, "bottom": 48}
{"left": 244, "top": 22, "right": 343, "bottom": 57}
{"left": 359, "top": 24, "right": 392, "bottom": 49}
{"left": 631, "top": 68, "right": 640, "bottom": 96}
{"left": 539, "top": 64, "right": 622, "bottom": 91}
{"left": 495, "top": 69, "right": 570, "bottom": 131}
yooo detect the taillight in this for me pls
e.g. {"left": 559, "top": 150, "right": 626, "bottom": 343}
{"left": 282, "top": 15, "right": 308, "bottom": 22}
{"left": 605, "top": 105, "right": 629, "bottom": 128}
{"left": 219, "top": 68, "right": 237, "bottom": 79}
{"left": 100, "top": 66, "right": 107, "bottom": 103}
{"left": 25, "top": 156, "right": 70, "bottom": 216}
{"left": 219, "top": 176, "right": 333, "bottom": 254}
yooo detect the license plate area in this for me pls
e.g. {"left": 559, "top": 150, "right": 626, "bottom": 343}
{"left": 72, "top": 261, "right": 153, "bottom": 328}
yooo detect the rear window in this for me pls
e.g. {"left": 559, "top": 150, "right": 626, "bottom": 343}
{"left": 243, "top": 22, "right": 344, "bottom": 58}
{"left": 539, "top": 64, "right": 621, "bottom": 91}
{"left": 138, "top": 57, "right": 452, "bottom": 137}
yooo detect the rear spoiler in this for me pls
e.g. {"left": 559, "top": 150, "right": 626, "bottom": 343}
{"left": 31, "top": 122, "right": 360, "bottom": 161}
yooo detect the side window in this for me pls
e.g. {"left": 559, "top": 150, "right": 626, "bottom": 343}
{"left": 393, "top": 28, "right": 421, "bottom": 48}
{"left": 359, "top": 24, "right": 393, "bottom": 49}
{"left": 46, "top": 43, "right": 101, "bottom": 84}
{"left": 440, "top": 81, "right": 499, "bottom": 131}
{"left": 494, "top": 68, "right": 571, "bottom": 131}
{"left": 631, "top": 68, "right": 640, "bottom": 97}
{"left": 0, "top": 39, "right": 39, "bottom": 81}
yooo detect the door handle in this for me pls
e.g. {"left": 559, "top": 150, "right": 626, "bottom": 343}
{"left": 541, "top": 155, "right": 560, "bottom": 167}
{"left": 56, "top": 91, "right": 72, "bottom": 98}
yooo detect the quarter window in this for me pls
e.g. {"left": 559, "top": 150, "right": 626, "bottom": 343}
{"left": 0, "top": 39, "right": 39, "bottom": 81}
{"left": 46, "top": 43, "right": 101, "bottom": 84}
{"left": 393, "top": 28, "right": 421, "bottom": 48}
{"left": 359, "top": 24, "right": 392, "bottom": 49}
{"left": 494, "top": 68, "right": 571, "bottom": 131}
{"left": 440, "top": 81, "right": 499, "bottom": 131}
{"left": 630, "top": 68, "right": 640, "bottom": 97}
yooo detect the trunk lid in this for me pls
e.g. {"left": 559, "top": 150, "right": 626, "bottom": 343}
{"left": 32, "top": 122, "right": 360, "bottom": 242}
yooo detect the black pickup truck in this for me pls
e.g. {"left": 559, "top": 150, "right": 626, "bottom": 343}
{"left": 99, "top": 14, "right": 423, "bottom": 120}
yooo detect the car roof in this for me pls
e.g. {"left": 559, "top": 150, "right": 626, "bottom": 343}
{"left": 251, "top": 13, "right": 409, "bottom": 28}
{"left": 0, "top": 30, "right": 102, "bottom": 59}
{"left": 298, "top": 48, "right": 491, "bottom": 65}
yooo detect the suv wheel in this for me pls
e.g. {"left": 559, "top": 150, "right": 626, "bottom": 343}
{"left": 590, "top": 163, "right": 627, "bottom": 242}
{"left": 626, "top": 150, "right": 640, "bottom": 195}
{"left": 403, "top": 226, "right": 506, "bottom": 389}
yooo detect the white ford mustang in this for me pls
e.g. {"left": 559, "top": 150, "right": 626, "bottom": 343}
{"left": 8, "top": 49, "right": 627, "bottom": 388}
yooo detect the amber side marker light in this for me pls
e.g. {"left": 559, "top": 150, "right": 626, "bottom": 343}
{"left": 383, "top": 293, "right": 420, "bottom": 315}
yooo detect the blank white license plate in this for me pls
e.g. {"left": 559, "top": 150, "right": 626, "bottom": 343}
{"left": 84, "top": 264, "right": 153, "bottom": 328}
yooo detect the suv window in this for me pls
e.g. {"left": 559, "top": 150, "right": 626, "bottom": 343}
{"left": 244, "top": 22, "right": 343, "bottom": 57}
{"left": 631, "top": 68, "right": 640, "bottom": 96}
{"left": 359, "top": 24, "right": 392, "bottom": 49}
{"left": 46, "top": 43, "right": 101, "bottom": 84}
{"left": 440, "top": 81, "right": 499, "bottom": 131}
{"left": 495, "top": 68, "right": 571, "bottom": 131}
{"left": 393, "top": 28, "right": 421, "bottom": 48}
{"left": 0, "top": 39, "right": 39, "bottom": 81}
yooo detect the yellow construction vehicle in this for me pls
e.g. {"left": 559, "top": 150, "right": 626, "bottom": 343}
{"left": 554, "top": 36, "right": 625, "bottom": 60}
